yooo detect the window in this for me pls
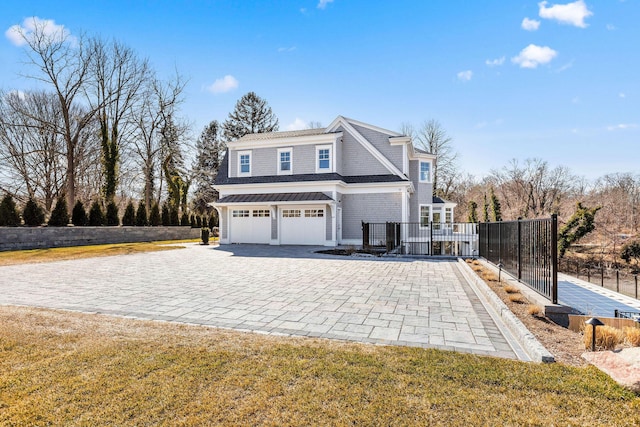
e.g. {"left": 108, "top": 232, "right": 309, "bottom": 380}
{"left": 304, "top": 209, "right": 324, "bottom": 218}
{"left": 282, "top": 209, "right": 301, "bottom": 218}
{"left": 419, "top": 162, "right": 431, "bottom": 183}
{"left": 232, "top": 210, "right": 249, "bottom": 217}
{"left": 445, "top": 207, "right": 452, "bottom": 223}
{"left": 253, "top": 210, "right": 270, "bottom": 217}
{"left": 420, "top": 205, "right": 430, "bottom": 227}
{"left": 238, "top": 151, "right": 251, "bottom": 176}
{"left": 316, "top": 145, "right": 332, "bottom": 172}
{"left": 278, "top": 148, "right": 292, "bottom": 174}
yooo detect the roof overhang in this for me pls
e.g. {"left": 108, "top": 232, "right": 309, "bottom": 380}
{"left": 229, "top": 132, "right": 342, "bottom": 150}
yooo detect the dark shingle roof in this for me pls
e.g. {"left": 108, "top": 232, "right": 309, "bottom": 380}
{"left": 217, "top": 192, "right": 333, "bottom": 204}
{"left": 214, "top": 151, "right": 408, "bottom": 186}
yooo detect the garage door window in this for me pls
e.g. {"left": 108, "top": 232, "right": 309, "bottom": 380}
{"left": 282, "top": 209, "right": 301, "bottom": 218}
{"left": 253, "top": 209, "right": 270, "bottom": 217}
{"left": 232, "top": 210, "right": 249, "bottom": 217}
{"left": 304, "top": 209, "right": 324, "bottom": 218}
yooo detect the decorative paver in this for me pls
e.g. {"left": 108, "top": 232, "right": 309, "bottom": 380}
{"left": 0, "top": 243, "right": 523, "bottom": 359}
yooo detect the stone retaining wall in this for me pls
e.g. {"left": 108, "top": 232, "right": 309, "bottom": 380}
{"left": 0, "top": 226, "right": 201, "bottom": 251}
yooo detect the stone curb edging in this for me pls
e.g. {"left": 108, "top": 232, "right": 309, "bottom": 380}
{"left": 457, "top": 258, "right": 555, "bottom": 363}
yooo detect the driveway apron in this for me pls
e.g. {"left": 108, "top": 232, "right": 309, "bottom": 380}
{"left": 0, "top": 244, "right": 519, "bottom": 359}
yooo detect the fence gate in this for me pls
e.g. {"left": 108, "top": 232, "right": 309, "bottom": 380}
{"left": 479, "top": 216, "right": 558, "bottom": 304}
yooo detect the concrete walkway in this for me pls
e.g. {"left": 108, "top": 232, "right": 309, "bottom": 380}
{"left": 0, "top": 244, "right": 524, "bottom": 360}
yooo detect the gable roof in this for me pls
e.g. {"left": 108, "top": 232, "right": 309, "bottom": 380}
{"left": 217, "top": 192, "right": 333, "bottom": 204}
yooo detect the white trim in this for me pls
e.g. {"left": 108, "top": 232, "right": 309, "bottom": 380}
{"left": 419, "top": 204, "right": 431, "bottom": 227}
{"left": 389, "top": 136, "right": 411, "bottom": 145}
{"left": 215, "top": 180, "right": 412, "bottom": 197}
{"left": 230, "top": 132, "right": 342, "bottom": 150}
{"left": 237, "top": 150, "right": 252, "bottom": 177}
{"left": 316, "top": 145, "right": 333, "bottom": 173}
{"left": 277, "top": 147, "right": 293, "bottom": 175}
{"left": 419, "top": 161, "right": 432, "bottom": 183}
{"left": 325, "top": 116, "right": 401, "bottom": 137}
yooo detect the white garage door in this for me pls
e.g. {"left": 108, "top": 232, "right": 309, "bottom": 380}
{"left": 280, "top": 208, "right": 325, "bottom": 245}
{"left": 229, "top": 208, "right": 271, "bottom": 244}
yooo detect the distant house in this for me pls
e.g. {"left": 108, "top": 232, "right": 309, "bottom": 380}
{"left": 212, "top": 116, "right": 458, "bottom": 249}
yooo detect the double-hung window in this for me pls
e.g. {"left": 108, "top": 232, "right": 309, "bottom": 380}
{"left": 420, "top": 205, "right": 431, "bottom": 227}
{"left": 316, "top": 145, "right": 332, "bottom": 172}
{"left": 278, "top": 148, "right": 292, "bottom": 175}
{"left": 419, "top": 162, "right": 431, "bottom": 183}
{"left": 238, "top": 151, "right": 251, "bottom": 176}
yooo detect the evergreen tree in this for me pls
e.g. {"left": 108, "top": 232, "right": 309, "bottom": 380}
{"left": 122, "top": 201, "right": 136, "bottom": 226}
{"left": 222, "top": 92, "right": 279, "bottom": 141}
{"left": 558, "top": 202, "right": 601, "bottom": 258}
{"left": 467, "top": 201, "right": 478, "bottom": 223}
{"left": 23, "top": 197, "right": 45, "bottom": 226}
{"left": 71, "top": 200, "right": 88, "bottom": 226}
{"left": 88, "top": 201, "right": 106, "bottom": 226}
{"left": 209, "top": 213, "right": 217, "bottom": 229}
{"left": 0, "top": 194, "right": 20, "bottom": 226}
{"left": 149, "top": 202, "right": 161, "bottom": 226}
{"left": 196, "top": 215, "right": 202, "bottom": 228}
{"left": 193, "top": 120, "right": 225, "bottom": 213}
{"left": 482, "top": 194, "right": 490, "bottom": 223}
{"left": 105, "top": 201, "right": 120, "bottom": 226}
{"left": 180, "top": 212, "right": 190, "bottom": 226}
{"left": 190, "top": 214, "right": 196, "bottom": 228}
{"left": 48, "top": 197, "right": 69, "bottom": 226}
{"left": 161, "top": 203, "right": 170, "bottom": 226}
{"left": 135, "top": 201, "right": 148, "bottom": 226}
{"left": 170, "top": 208, "right": 179, "bottom": 226}
{"left": 621, "top": 241, "right": 640, "bottom": 273}
{"left": 489, "top": 187, "right": 502, "bottom": 222}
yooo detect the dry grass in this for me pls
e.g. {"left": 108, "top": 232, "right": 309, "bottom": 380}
{"left": 508, "top": 294, "right": 526, "bottom": 304}
{"left": 527, "top": 305, "right": 544, "bottom": 317}
{"left": 1, "top": 306, "right": 638, "bottom": 426}
{"left": 480, "top": 270, "right": 499, "bottom": 282}
{"left": 583, "top": 325, "right": 625, "bottom": 351}
{"left": 503, "top": 285, "right": 520, "bottom": 294}
{"left": 624, "top": 327, "right": 640, "bottom": 347}
{"left": 0, "top": 240, "right": 198, "bottom": 266}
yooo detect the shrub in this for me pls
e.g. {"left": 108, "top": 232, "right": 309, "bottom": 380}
{"left": 624, "top": 327, "right": 640, "bottom": 347}
{"left": 503, "top": 285, "right": 520, "bottom": 294}
{"left": 527, "top": 305, "right": 544, "bottom": 317}
{"left": 209, "top": 213, "right": 217, "bottom": 228}
{"left": 71, "top": 201, "right": 88, "bottom": 226}
{"left": 122, "top": 201, "right": 136, "bottom": 226}
{"left": 106, "top": 201, "right": 120, "bottom": 226}
{"left": 583, "top": 324, "right": 624, "bottom": 351}
{"left": 149, "top": 202, "right": 161, "bottom": 226}
{"left": 180, "top": 212, "right": 190, "bottom": 226}
{"left": 23, "top": 197, "right": 45, "bottom": 227}
{"left": 135, "top": 202, "right": 148, "bottom": 226}
{"left": 48, "top": 197, "right": 69, "bottom": 226}
{"left": 170, "top": 208, "right": 179, "bottom": 226}
{"left": 509, "top": 294, "right": 525, "bottom": 304}
{"left": 161, "top": 204, "right": 170, "bottom": 226}
{"left": 0, "top": 194, "right": 20, "bottom": 226}
{"left": 190, "top": 214, "right": 196, "bottom": 228}
{"left": 88, "top": 201, "right": 106, "bottom": 226}
{"left": 480, "top": 271, "right": 498, "bottom": 282}
{"left": 196, "top": 216, "right": 202, "bottom": 228}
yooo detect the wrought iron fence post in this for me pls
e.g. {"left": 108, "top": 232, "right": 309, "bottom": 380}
{"left": 517, "top": 217, "right": 522, "bottom": 280}
{"left": 616, "top": 270, "right": 619, "bottom": 293}
{"left": 362, "top": 221, "right": 369, "bottom": 250}
{"left": 601, "top": 265, "right": 604, "bottom": 287}
{"left": 551, "top": 214, "right": 558, "bottom": 304}
{"left": 430, "top": 221, "right": 433, "bottom": 256}
{"left": 636, "top": 275, "right": 638, "bottom": 300}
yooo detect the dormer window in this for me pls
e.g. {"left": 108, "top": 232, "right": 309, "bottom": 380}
{"left": 316, "top": 145, "right": 332, "bottom": 173}
{"left": 278, "top": 148, "right": 292, "bottom": 175}
{"left": 419, "top": 161, "right": 431, "bottom": 183}
{"left": 238, "top": 151, "right": 251, "bottom": 176}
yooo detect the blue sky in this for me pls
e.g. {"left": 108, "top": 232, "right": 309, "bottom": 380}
{"left": 1, "top": 1, "right": 638, "bottom": 181}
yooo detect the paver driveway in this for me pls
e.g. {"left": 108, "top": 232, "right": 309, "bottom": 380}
{"left": 0, "top": 243, "right": 521, "bottom": 359}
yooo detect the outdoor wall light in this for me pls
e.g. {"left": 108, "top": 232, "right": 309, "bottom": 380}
{"left": 585, "top": 317, "right": 604, "bottom": 351}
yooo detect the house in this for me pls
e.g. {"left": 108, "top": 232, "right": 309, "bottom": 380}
{"left": 212, "top": 116, "right": 461, "bottom": 250}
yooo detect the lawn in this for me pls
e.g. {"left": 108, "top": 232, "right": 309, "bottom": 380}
{"left": 1, "top": 306, "right": 638, "bottom": 426}
{"left": 0, "top": 239, "right": 199, "bottom": 266}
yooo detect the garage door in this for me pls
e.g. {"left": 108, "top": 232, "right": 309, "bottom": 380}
{"left": 280, "top": 208, "right": 325, "bottom": 245}
{"left": 229, "top": 208, "right": 271, "bottom": 244}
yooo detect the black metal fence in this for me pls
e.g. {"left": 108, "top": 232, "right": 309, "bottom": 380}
{"left": 362, "top": 222, "right": 478, "bottom": 257}
{"left": 479, "top": 216, "right": 558, "bottom": 304}
{"left": 614, "top": 309, "right": 640, "bottom": 322}
{"left": 560, "top": 258, "right": 639, "bottom": 300}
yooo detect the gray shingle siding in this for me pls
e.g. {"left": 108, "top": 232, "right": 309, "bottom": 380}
{"left": 341, "top": 193, "right": 402, "bottom": 239}
{"left": 340, "top": 128, "right": 390, "bottom": 176}
{"left": 409, "top": 159, "right": 434, "bottom": 222}
{"left": 351, "top": 124, "right": 404, "bottom": 172}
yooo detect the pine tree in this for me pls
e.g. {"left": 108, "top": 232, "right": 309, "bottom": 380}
{"left": 122, "top": 201, "right": 136, "bottom": 226}
{"left": 72, "top": 201, "right": 88, "bottom": 226}
{"left": 161, "top": 203, "right": 170, "bottom": 226}
{"left": 489, "top": 187, "right": 502, "bottom": 222}
{"left": 135, "top": 201, "right": 148, "bottom": 226}
{"left": 180, "top": 212, "right": 190, "bottom": 226}
{"left": 23, "top": 198, "right": 45, "bottom": 226}
{"left": 467, "top": 201, "right": 478, "bottom": 223}
{"left": 482, "top": 194, "right": 490, "bottom": 223}
{"left": 149, "top": 202, "right": 161, "bottom": 226}
{"left": 190, "top": 214, "right": 196, "bottom": 228}
{"left": 48, "top": 197, "right": 69, "bottom": 226}
{"left": 0, "top": 194, "right": 20, "bottom": 226}
{"left": 88, "top": 201, "right": 106, "bottom": 226}
{"left": 196, "top": 216, "right": 202, "bottom": 228}
{"left": 222, "top": 92, "right": 279, "bottom": 141}
{"left": 193, "top": 120, "right": 225, "bottom": 213}
{"left": 170, "top": 208, "right": 179, "bottom": 226}
{"left": 105, "top": 201, "right": 120, "bottom": 226}
{"left": 558, "top": 202, "right": 601, "bottom": 258}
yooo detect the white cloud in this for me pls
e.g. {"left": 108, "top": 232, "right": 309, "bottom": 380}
{"left": 278, "top": 46, "right": 296, "bottom": 53}
{"left": 606, "top": 24, "right": 616, "bottom": 31}
{"left": 206, "top": 75, "right": 239, "bottom": 94}
{"left": 538, "top": 0, "right": 593, "bottom": 28}
{"left": 287, "top": 118, "right": 307, "bottom": 131}
{"left": 317, "top": 0, "right": 334, "bottom": 9}
{"left": 5, "top": 16, "right": 73, "bottom": 46}
{"left": 485, "top": 56, "right": 505, "bottom": 67}
{"left": 511, "top": 44, "right": 558, "bottom": 68}
{"left": 556, "top": 61, "right": 573, "bottom": 72}
{"left": 521, "top": 17, "right": 541, "bottom": 31}
{"left": 457, "top": 70, "right": 473, "bottom": 81}
{"left": 619, "top": 92, "right": 626, "bottom": 98}
{"left": 607, "top": 123, "right": 637, "bottom": 131}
